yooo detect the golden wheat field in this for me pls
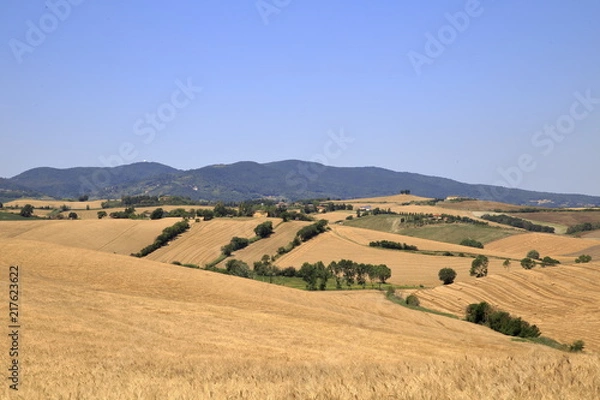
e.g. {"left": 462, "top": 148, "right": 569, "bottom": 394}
{"left": 484, "top": 232, "right": 597, "bottom": 260}
{"left": 225, "top": 220, "right": 311, "bottom": 266}
{"left": 145, "top": 218, "right": 278, "bottom": 265}
{"left": 276, "top": 229, "right": 509, "bottom": 287}
{"left": 0, "top": 219, "right": 176, "bottom": 255}
{"left": 416, "top": 262, "right": 600, "bottom": 351}
{"left": 1, "top": 238, "right": 599, "bottom": 399}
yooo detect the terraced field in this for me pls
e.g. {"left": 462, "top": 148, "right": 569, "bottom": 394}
{"left": 416, "top": 262, "right": 600, "bottom": 351}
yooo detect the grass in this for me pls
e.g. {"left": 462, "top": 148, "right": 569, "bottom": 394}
{"left": 0, "top": 211, "right": 41, "bottom": 220}
{"left": 345, "top": 215, "right": 516, "bottom": 245}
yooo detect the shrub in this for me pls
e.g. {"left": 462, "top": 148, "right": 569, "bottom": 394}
{"left": 575, "top": 254, "right": 592, "bottom": 263}
{"left": 541, "top": 256, "right": 560, "bottom": 267}
{"left": 406, "top": 294, "right": 420, "bottom": 307}
{"left": 438, "top": 268, "right": 457, "bottom": 285}
{"left": 527, "top": 250, "right": 540, "bottom": 260}
{"left": 460, "top": 238, "right": 484, "bottom": 249}
{"left": 521, "top": 257, "right": 536, "bottom": 270}
{"left": 569, "top": 340, "right": 585, "bottom": 352}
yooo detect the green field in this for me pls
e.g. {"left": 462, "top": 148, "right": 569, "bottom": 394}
{"left": 345, "top": 215, "right": 516, "bottom": 245}
{"left": 0, "top": 211, "right": 37, "bottom": 221}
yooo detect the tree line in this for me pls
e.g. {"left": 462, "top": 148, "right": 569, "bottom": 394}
{"left": 481, "top": 214, "right": 555, "bottom": 233}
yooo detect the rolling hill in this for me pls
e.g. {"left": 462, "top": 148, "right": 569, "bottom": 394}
{"left": 1, "top": 237, "right": 599, "bottom": 399}
{"left": 3, "top": 160, "right": 600, "bottom": 207}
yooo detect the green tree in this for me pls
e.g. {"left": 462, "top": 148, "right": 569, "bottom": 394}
{"left": 470, "top": 255, "right": 489, "bottom": 278}
{"left": 375, "top": 264, "right": 392, "bottom": 286}
{"left": 460, "top": 238, "right": 484, "bottom": 249}
{"left": 520, "top": 257, "right": 536, "bottom": 270}
{"left": 254, "top": 221, "right": 274, "bottom": 238}
{"left": 20, "top": 204, "right": 34, "bottom": 218}
{"left": 541, "top": 256, "right": 560, "bottom": 267}
{"left": 225, "top": 259, "right": 252, "bottom": 278}
{"left": 97, "top": 211, "right": 107, "bottom": 219}
{"left": 68, "top": 212, "right": 78, "bottom": 220}
{"left": 526, "top": 250, "right": 540, "bottom": 260}
{"left": 150, "top": 208, "right": 165, "bottom": 220}
{"left": 502, "top": 259, "right": 511, "bottom": 270}
{"left": 438, "top": 268, "right": 457, "bottom": 285}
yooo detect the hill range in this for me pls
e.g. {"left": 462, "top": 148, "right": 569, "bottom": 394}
{"left": 2, "top": 160, "right": 600, "bottom": 207}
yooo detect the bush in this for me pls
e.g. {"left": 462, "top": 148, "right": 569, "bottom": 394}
{"left": 460, "top": 238, "right": 484, "bottom": 249}
{"left": 527, "top": 250, "right": 540, "bottom": 260}
{"left": 438, "top": 268, "right": 457, "bottom": 285}
{"left": 406, "top": 294, "right": 420, "bottom": 307}
{"left": 541, "top": 256, "right": 560, "bottom": 267}
{"left": 481, "top": 214, "right": 554, "bottom": 233}
{"left": 68, "top": 212, "right": 78, "bottom": 220}
{"left": 297, "top": 220, "right": 328, "bottom": 242}
{"left": 19, "top": 204, "right": 34, "bottom": 218}
{"left": 569, "top": 340, "right": 585, "bottom": 352}
{"left": 575, "top": 254, "right": 592, "bottom": 263}
{"left": 521, "top": 257, "right": 536, "bottom": 270}
{"left": 222, "top": 236, "right": 250, "bottom": 256}
{"left": 280, "top": 266, "right": 297, "bottom": 277}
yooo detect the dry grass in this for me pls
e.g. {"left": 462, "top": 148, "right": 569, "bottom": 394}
{"left": 336, "top": 193, "right": 433, "bottom": 204}
{"left": 416, "top": 262, "right": 600, "bottom": 352}
{"left": 1, "top": 238, "right": 599, "bottom": 399}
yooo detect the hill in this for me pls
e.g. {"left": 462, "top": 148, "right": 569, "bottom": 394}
{"left": 1, "top": 237, "right": 599, "bottom": 399}
{"left": 3, "top": 160, "right": 600, "bottom": 207}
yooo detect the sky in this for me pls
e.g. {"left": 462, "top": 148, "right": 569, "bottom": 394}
{"left": 1, "top": 0, "right": 599, "bottom": 195}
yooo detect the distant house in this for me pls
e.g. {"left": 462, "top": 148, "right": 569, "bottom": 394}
{"left": 359, "top": 205, "right": 372, "bottom": 212}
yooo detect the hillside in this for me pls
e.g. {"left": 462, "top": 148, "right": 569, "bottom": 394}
{"left": 416, "top": 263, "right": 600, "bottom": 352}
{"left": 3, "top": 160, "right": 600, "bottom": 207}
{"left": 1, "top": 238, "right": 599, "bottom": 399}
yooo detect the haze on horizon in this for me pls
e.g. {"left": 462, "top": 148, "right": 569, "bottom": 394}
{"left": 1, "top": 1, "right": 599, "bottom": 196}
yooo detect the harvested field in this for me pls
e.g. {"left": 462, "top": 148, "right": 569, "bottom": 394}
{"left": 1, "top": 238, "right": 598, "bottom": 399}
{"left": 416, "top": 262, "right": 600, "bottom": 351}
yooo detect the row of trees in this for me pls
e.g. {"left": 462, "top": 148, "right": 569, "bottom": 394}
{"left": 481, "top": 214, "right": 555, "bottom": 233}
{"left": 132, "top": 220, "right": 190, "bottom": 257}
{"left": 300, "top": 259, "right": 392, "bottom": 291}
{"left": 466, "top": 302, "right": 541, "bottom": 338}
{"left": 369, "top": 240, "right": 418, "bottom": 251}
{"left": 566, "top": 222, "right": 600, "bottom": 235}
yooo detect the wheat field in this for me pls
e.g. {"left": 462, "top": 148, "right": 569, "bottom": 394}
{"left": 1, "top": 238, "right": 599, "bottom": 399}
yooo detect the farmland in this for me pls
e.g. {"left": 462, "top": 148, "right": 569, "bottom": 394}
{"left": 1, "top": 193, "right": 599, "bottom": 399}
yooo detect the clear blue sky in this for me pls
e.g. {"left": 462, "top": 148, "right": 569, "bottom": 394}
{"left": 1, "top": 0, "right": 599, "bottom": 195}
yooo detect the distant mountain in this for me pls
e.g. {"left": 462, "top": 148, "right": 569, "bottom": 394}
{"left": 2, "top": 160, "right": 599, "bottom": 208}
